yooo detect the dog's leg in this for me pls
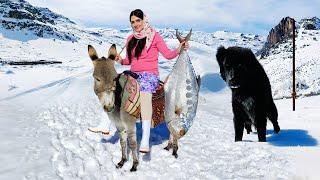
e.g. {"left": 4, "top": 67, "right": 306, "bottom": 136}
{"left": 268, "top": 101, "right": 280, "bottom": 133}
{"left": 256, "top": 115, "right": 267, "bottom": 142}
{"left": 272, "top": 122, "right": 280, "bottom": 134}
{"left": 232, "top": 101, "right": 245, "bottom": 141}
{"left": 116, "top": 129, "right": 128, "bottom": 168}
{"left": 245, "top": 123, "right": 252, "bottom": 134}
{"left": 233, "top": 116, "right": 244, "bottom": 141}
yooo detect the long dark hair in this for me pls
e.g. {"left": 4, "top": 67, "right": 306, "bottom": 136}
{"left": 127, "top": 9, "right": 146, "bottom": 63}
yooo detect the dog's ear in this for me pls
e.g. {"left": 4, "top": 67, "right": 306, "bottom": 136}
{"left": 244, "top": 48, "right": 257, "bottom": 67}
{"left": 88, "top": 45, "right": 99, "bottom": 61}
{"left": 216, "top": 46, "right": 227, "bottom": 81}
{"left": 216, "top": 46, "right": 226, "bottom": 66}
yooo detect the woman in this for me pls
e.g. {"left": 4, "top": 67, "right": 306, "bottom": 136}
{"left": 116, "top": 9, "right": 189, "bottom": 153}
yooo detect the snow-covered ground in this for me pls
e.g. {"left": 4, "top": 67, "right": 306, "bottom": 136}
{"left": 1, "top": 32, "right": 320, "bottom": 179}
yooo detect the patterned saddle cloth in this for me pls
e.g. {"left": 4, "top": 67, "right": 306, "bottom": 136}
{"left": 117, "top": 71, "right": 165, "bottom": 128}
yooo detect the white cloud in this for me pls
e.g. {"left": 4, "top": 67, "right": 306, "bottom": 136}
{"left": 26, "top": 0, "right": 320, "bottom": 34}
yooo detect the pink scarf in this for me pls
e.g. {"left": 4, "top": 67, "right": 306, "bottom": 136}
{"left": 132, "top": 15, "right": 156, "bottom": 51}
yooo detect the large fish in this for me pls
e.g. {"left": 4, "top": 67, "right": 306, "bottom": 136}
{"left": 164, "top": 29, "right": 201, "bottom": 139}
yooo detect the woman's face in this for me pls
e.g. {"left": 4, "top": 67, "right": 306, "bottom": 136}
{"left": 130, "top": 15, "right": 144, "bottom": 32}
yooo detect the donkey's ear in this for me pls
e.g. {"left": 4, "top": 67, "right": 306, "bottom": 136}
{"left": 107, "top": 44, "right": 117, "bottom": 60}
{"left": 88, "top": 45, "right": 99, "bottom": 60}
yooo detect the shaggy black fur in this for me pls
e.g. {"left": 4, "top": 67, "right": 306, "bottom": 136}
{"left": 216, "top": 46, "right": 280, "bottom": 142}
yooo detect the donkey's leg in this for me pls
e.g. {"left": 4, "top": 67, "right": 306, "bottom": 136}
{"left": 116, "top": 127, "right": 128, "bottom": 169}
{"left": 172, "top": 134, "right": 179, "bottom": 158}
{"left": 164, "top": 134, "right": 173, "bottom": 151}
{"left": 123, "top": 112, "right": 139, "bottom": 172}
{"left": 165, "top": 123, "right": 179, "bottom": 158}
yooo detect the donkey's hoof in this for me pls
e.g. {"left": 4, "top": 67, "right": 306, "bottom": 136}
{"left": 116, "top": 159, "right": 127, "bottom": 169}
{"left": 172, "top": 145, "right": 178, "bottom": 158}
{"left": 116, "top": 163, "right": 123, "bottom": 169}
{"left": 172, "top": 152, "right": 178, "bottom": 158}
{"left": 130, "top": 166, "right": 137, "bottom": 172}
{"left": 130, "top": 161, "right": 138, "bottom": 172}
{"left": 164, "top": 143, "right": 173, "bottom": 151}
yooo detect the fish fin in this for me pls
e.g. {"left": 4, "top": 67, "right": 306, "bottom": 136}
{"left": 175, "top": 29, "right": 192, "bottom": 43}
{"left": 196, "top": 75, "right": 201, "bottom": 89}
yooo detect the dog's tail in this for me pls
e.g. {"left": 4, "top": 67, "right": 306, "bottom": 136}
{"left": 267, "top": 101, "right": 280, "bottom": 133}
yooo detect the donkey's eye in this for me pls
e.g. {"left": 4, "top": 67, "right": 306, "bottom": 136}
{"left": 95, "top": 78, "right": 101, "bottom": 82}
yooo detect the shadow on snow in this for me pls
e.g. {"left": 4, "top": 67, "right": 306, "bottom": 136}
{"left": 101, "top": 122, "right": 170, "bottom": 146}
{"left": 267, "top": 129, "right": 318, "bottom": 146}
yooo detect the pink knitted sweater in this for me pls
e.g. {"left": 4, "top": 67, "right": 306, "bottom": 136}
{"left": 121, "top": 32, "right": 179, "bottom": 75}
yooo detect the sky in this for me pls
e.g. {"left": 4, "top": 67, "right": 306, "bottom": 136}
{"left": 26, "top": 0, "right": 320, "bottom": 35}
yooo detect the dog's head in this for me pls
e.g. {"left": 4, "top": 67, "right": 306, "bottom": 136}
{"left": 216, "top": 46, "right": 254, "bottom": 89}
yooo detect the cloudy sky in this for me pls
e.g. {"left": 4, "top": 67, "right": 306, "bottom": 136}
{"left": 27, "top": 0, "right": 320, "bottom": 35}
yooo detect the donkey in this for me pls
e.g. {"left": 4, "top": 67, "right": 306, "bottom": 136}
{"left": 88, "top": 44, "right": 139, "bottom": 172}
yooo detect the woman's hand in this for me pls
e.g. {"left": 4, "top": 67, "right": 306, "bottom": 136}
{"left": 182, "top": 41, "right": 189, "bottom": 50}
{"left": 115, "top": 54, "right": 123, "bottom": 63}
{"left": 177, "top": 40, "right": 190, "bottom": 52}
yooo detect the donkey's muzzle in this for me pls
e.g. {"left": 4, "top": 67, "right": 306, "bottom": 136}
{"left": 103, "top": 105, "right": 114, "bottom": 112}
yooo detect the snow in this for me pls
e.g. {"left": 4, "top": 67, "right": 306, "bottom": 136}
{"left": 1, "top": 7, "right": 320, "bottom": 179}
{"left": 261, "top": 28, "right": 320, "bottom": 99}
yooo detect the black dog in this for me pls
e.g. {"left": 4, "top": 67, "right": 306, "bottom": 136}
{"left": 216, "top": 46, "right": 280, "bottom": 142}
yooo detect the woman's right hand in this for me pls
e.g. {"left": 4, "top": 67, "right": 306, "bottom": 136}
{"left": 115, "top": 54, "right": 123, "bottom": 63}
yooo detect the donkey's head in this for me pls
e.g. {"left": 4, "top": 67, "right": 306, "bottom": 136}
{"left": 88, "top": 44, "right": 118, "bottom": 112}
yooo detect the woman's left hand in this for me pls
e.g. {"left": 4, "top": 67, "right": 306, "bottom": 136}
{"left": 177, "top": 40, "right": 190, "bottom": 52}
{"left": 182, "top": 41, "right": 189, "bottom": 50}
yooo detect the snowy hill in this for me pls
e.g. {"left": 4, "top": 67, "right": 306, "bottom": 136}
{"left": 259, "top": 17, "right": 320, "bottom": 99}
{"left": 0, "top": 0, "right": 79, "bottom": 41}
{"left": 0, "top": 0, "right": 265, "bottom": 99}
{"left": 300, "top": 17, "right": 320, "bottom": 30}
{"left": 1, "top": 2, "right": 320, "bottom": 179}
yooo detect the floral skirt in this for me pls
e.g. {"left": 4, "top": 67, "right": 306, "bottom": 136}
{"left": 136, "top": 72, "right": 159, "bottom": 93}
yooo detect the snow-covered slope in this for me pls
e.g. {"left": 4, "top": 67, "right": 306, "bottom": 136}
{"left": 260, "top": 19, "right": 320, "bottom": 99}
{"left": 0, "top": 0, "right": 79, "bottom": 41}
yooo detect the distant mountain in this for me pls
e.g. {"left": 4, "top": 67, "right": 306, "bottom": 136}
{"left": 258, "top": 17, "right": 295, "bottom": 58}
{"left": 0, "top": 0, "right": 78, "bottom": 41}
{"left": 300, "top": 17, "right": 320, "bottom": 30}
{"left": 258, "top": 16, "right": 320, "bottom": 58}
{"left": 157, "top": 28, "right": 265, "bottom": 53}
{"left": 258, "top": 16, "right": 320, "bottom": 98}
